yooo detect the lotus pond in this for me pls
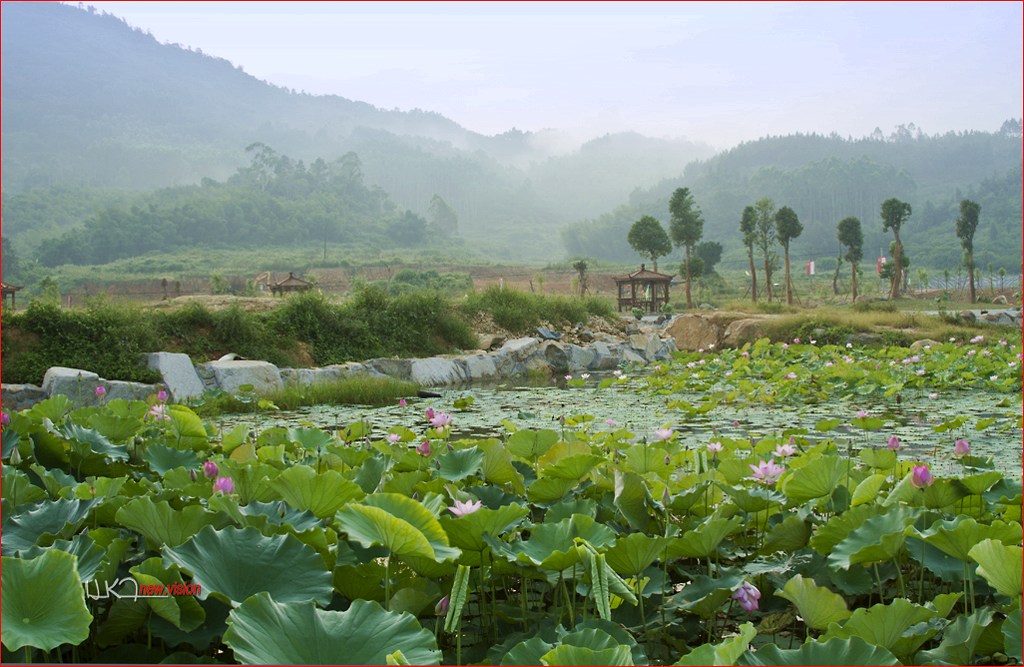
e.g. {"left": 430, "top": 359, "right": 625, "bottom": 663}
{"left": 2, "top": 336, "right": 1022, "bottom": 665}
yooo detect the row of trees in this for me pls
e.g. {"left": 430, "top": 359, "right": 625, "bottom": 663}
{"left": 628, "top": 188, "right": 988, "bottom": 307}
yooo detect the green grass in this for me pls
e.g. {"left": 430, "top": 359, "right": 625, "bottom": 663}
{"left": 191, "top": 376, "right": 421, "bottom": 416}
{"left": 462, "top": 285, "right": 614, "bottom": 334}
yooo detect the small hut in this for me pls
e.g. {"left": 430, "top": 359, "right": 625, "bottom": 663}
{"left": 2, "top": 281, "right": 24, "bottom": 309}
{"left": 270, "top": 272, "right": 314, "bottom": 297}
{"left": 613, "top": 264, "right": 674, "bottom": 313}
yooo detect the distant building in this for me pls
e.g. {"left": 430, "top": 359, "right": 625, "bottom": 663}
{"left": 2, "top": 281, "right": 24, "bottom": 309}
{"left": 270, "top": 272, "right": 314, "bottom": 296}
{"left": 613, "top": 264, "right": 675, "bottom": 313}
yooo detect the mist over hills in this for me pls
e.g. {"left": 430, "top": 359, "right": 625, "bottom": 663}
{"left": 2, "top": 2, "right": 1020, "bottom": 272}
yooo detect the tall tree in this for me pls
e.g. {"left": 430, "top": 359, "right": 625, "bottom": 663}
{"left": 694, "top": 241, "right": 723, "bottom": 275}
{"left": 955, "top": 199, "right": 981, "bottom": 303}
{"left": 428, "top": 194, "right": 459, "bottom": 237}
{"left": 753, "top": 198, "right": 777, "bottom": 302}
{"left": 880, "top": 198, "right": 912, "bottom": 299}
{"left": 837, "top": 216, "right": 864, "bottom": 302}
{"left": 668, "top": 187, "right": 705, "bottom": 309}
{"left": 774, "top": 206, "right": 803, "bottom": 305}
{"left": 627, "top": 216, "right": 672, "bottom": 273}
{"left": 739, "top": 206, "right": 758, "bottom": 302}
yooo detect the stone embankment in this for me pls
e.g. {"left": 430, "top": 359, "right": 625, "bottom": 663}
{"left": 3, "top": 320, "right": 695, "bottom": 410}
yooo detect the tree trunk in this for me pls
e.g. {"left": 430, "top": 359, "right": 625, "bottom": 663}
{"left": 851, "top": 262, "right": 858, "bottom": 302}
{"left": 832, "top": 257, "right": 842, "bottom": 295}
{"left": 889, "top": 234, "right": 902, "bottom": 299}
{"left": 684, "top": 246, "right": 693, "bottom": 309}
{"left": 652, "top": 257, "right": 658, "bottom": 273}
{"left": 747, "top": 249, "right": 758, "bottom": 302}
{"left": 763, "top": 256, "right": 773, "bottom": 302}
{"left": 967, "top": 253, "right": 976, "bottom": 303}
{"left": 783, "top": 245, "right": 793, "bottom": 305}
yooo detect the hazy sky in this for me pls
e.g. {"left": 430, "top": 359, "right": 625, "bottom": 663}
{"left": 84, "top": 1, "right": 1022, "bottom": 150}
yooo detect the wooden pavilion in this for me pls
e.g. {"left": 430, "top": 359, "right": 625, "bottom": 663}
{"left": 270, "top": 272, "right": 314, "bottom": 297}
{"left": 613, "top": 264, "right": 675, "bottom": 313}
{"left": 2, "top": 281, "right": 24, "bottom": 310}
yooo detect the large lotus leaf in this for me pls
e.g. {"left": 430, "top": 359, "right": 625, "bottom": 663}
{"left": 502, "top": 637, "right": 556, "bottom": 665}
{"left": 22, "top": 532, "right": 105, "bottom": 583}
{"left": 614, "top": 470, "right": 655, "bottom": 532}
{"left": 542, "top": 454, "right": 604, "bottom": 481}
{"left": 143, "top": 444, "right": 201, "bottom": 476}
{"left": 266, "top": 465, "right": 365, "bottom": 518}
{"left": 667, "top": 516, "right": 744, "bottom": 559}
{"left": 885, "top": 473, "right": 970, "bottom": 509}
{"left": 737, "top": 636, "right": 898, "bottom": 665}
{"left": 781, "top": 455, "right": 845, "bottom": 505}
{"left": 566, "top": 619, "right": 647, "bottom": 666}
{"left": 1, "top": 550, "right": 93, "bottom": 652}
{"left": 719, "top": 484, "right": 783, "bottom": 513}
{"left": 2, "top": 467, "right": 47, "bottom": 512}
{"left": 163, "top": 525, "right": 333, "bottom": 606}
{"left": 508, "top": 429, "right": 559, "bottom": 460}
{"left": 622, "top": 443, "right": 672, "bottom": 477}
{"left": 336, "top": 493, "right": 460, "bottom": 562}
{"left": 605, "top": 533, "right": 670, "bottom": 576}
{"left": 674, "top": 622, "right": 755, "bottom": 666}
{"left": 237, "top": 500, "right": 321, "bottom": 533}
{"left": 822, "top": 598, "right": 938, "bottom": 661}
{"left": 440, "top": 503, "right": 529, "bottom": 553}
{"left": 960, "top": 471, "right": 1004, "bottom": 495}
{"left": 827, "top": 505, "right": 919, "bottom": 569}
{"left": 1003, "top": 605, "right": 1023, "bottom": 662}
{"left": 437, "top": 446, "right": 485, "bottom": 482}
{"left": 94, "top": 597, "right": 149, "bottom": 648}
{"left": 969, "top": 539, "right": 1023, "bottom": 598}
{"left": 775, "top": 574, "right": 851, "bottom": 630}
{"left": 912, "top": 516, "right": 1022, "bottom": 562}
{"left": 478, "top": 438, "right": 526, "bottom": 494}
{"left": 115, "top": 497, "right": 224, "bottom": 550}
{"left": 3, "top": 428, "right": 22, "bottom": 459}
{"left": 917, "top": 607, "right": 995, "bottom": 666}
{"left": 858, "top": 448, "right": 897, "bottom": 469}
{"left": 808, "top": 504, "right": 879, "bottom": 554}
{"left": 150, "top": 596, "right": 232, "bottom": 653}
{"left": 167, "top": 405, "right": 210, "bottom": 450}
{"left": 529, "top": 476, "right": 581, "bottom": 503}
{"left": 2, "top": 497, "right": 96, "bottom": 555}
{"left": 129, "top": 557, "right": 206, "bottom": 632}
{"left": 286, "top": 427, "right": 335, "bottom": 453}
{"left": 499, "top": 514, "right": 616, "bottom": 572}
{"left": 87, "top": 413, "right": 144, "bottom": 443}
{"left": 224, "top": 594, "right": 440, "bottom": 665}
{"left": 850, "top": 474, "right": 888, "bottom": 507}
{"left": 27, "top": 395, "right": 74, "bottom": 424}
{"left": 666, "top": 570, "right": 744, "bottom": 619}
{"left": 540, "top": 644, "right": 633, "bottom": 665}
{"left": 762, "top": 514, "right": 812, "bottom": 553}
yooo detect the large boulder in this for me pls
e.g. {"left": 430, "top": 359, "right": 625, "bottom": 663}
{"left": 1, "top": 384, "right": 47, "bottom": 411}
{"left": 909, "top": 339, "right": 942, "bottom": 351}
{"left": 106, "top": 380, "right": 160, "bottom": 403}
{"left": 460, "top": 354, "right": 499, "bottom": 383}
{"left": 365, "top": 358, "right": 413, "bottom": 381}
{"left": 666, "top": 315, "right": 721, "bottom": 351}
{"left": 198, "top": 360, "right": 283, "bottom": 395}
{"left": 628, "top": 333, "right": 664, "bottom": 360}
{"left": 145, "top": 352, "right": 205, "bottom": 402}
{"left": 410, "top": 358, "right": 468, "bottom": 386}
{"left": 722, "top": 319, "right": 767, "bottom": 348}
{"left": 42, "top": 367, "right": 103, "bottom": 406}
{"left": 587, "top": 341, "right": 622, "bottom": 370}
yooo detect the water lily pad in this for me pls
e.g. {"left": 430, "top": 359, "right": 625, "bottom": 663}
{"left": 224, "top": 594, "right": 441, "bottom": 665}
{"left": 163, "top": 525, "right": 333, "bottom": 606}
{"left": 1, "top": 550, "right": 93, "bottom": 652}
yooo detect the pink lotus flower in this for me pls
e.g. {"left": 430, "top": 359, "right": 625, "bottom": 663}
{"left": 398, "top": 398, "right": 407, "bottom": 408}
{"left": 202, "top": 461, "right": 219, "bottom": 478}
{"left": 928, "top": 393, "right": 939, "bottom": 399}
{"left": 430, "top": 412, "right": 452, "bottom": 428}
{"left": 435, "top": 595, "right": 450, "bottom": 616}
{"left": 425, "top": 407, "right": 435, "bottom": 421}
{"left": 732, "top": 582, "right": 761, "bottom": 612}
{"left": 416, "top": 440, "right": 431, "bottom": 457}
{"left": 749, "top": 459, "right": 786, "bottom": 484}
{"left": 212, "top": 477, "right": 234, "bottom": 494}
{"left": 784, "top": 372, "right": 797, "bottom": 380}
{"left": 386, "top": 433, "right": 402, "bottom": 444}
{"left": 856, "top": 410, "right": 869, "bottom": 419}
{"left": 707, "top": 441, "right": 723, "bottom": 455}
{"left": 612, "top": 369, "right": 623, "bottom": 376}
{"left": 95, "top": 386, "right": 106, "bottom": 397}
{"left": 887, "top": 436, "right": 901, "bottom": 451}
{"left": 911, "top": 465, "right": 934, "bottom": 489}
{"left": 580, "top": 373, "right": 590, "bottom": 380}
{"left": 605, "top": 418, "right": 617, "bottom": 427}
{"left": 157, "top": 389, "right": 168, "bottom": 402}
{"left": 148, "top": 404, "right": 172, "bottom": 421}
{"left": 1, "top": 412, "right": 10, "bottom": 427}
{"left": 954, "top": 439, "right": 970, "bottom": 457}
{"left": 663, "top": 454, "right": 672, "bottom": 465}
{"left": 793, "top": 338, "right": 800, "bottom": 344}
{"left": 653, "top": 428, "right": 674, "bottom": 442}
{"left": 448, "top": 499, "right": 482, "bottom": 516}
{"left": 773, "top": 443, "right": 797, "bottom": 458}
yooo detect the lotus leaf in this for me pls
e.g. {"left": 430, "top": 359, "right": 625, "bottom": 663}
{"left": 969, "top": 539, "right": 1023, "bottom": 598}
{"left": 737, "top": 636, "right": 898, "bottom": 665}
{"left": 2, "top": 497, "right": 96, "bottom": 555}
{"left": 775, "top": 574, "right": 851, "bottom": 630}
{"left": 115, "top": 497, "right": 224, "bottom": 550}
{"left": 267, "top": 465, "right": 365, "bottom": 518}
{"left": 336, "top": 492, "right": 460, "bottom": 563}
{"left": 224, "top": 594, "right": 441, "bottom": 665}
{"left": 674, "top": 622, "right": 755, "bottom": 665}
{"left": 1, "top": 550, "right": 93, "bottom": 652}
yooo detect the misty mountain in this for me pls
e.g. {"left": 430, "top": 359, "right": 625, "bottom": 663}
{"left": 0, "top": 2, "right": 713, "bottom": 261}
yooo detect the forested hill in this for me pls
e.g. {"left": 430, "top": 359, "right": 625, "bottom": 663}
{"left": 563, "top": 128, "right": 1023, "bottom": 271}
{"left": 0, "top": 2, "right": 713, "bottom": 261}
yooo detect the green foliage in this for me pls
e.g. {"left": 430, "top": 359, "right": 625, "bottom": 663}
{"left": 626, "top": 216, "right": 672, "bottom": 269}
{"left": 463, "top": 285, "right": 613, "bottom": 334}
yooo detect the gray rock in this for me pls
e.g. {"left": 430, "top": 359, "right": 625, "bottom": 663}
{"left": 477, "top": 333, "right": 506, "bottom": 351}
{"left": 410, "top": 358, "right": 468, "bottom": 386}
{"left": 722, "top": 319, "right": 765, "bottom": 348}
{"left": 460, "top": 354, "right": 499, "bottom": 382}
{"left": 365, "top": 358, "right": 413, "bottom": 381}
{"left": 145, "top": 352, "right": 205, "bottom": 402}
{"left": 106, "top": 380, "right": 160, "bottom": 403}
{"left": 958, "top": 310, "right": 977, "bottom": 322}
{"left": 1, "top": 384, "right": 47, "bottom": 411}
{"left": 499, "top": 337, "right": 541, "bottom": 359}
{"left": 909, "top": 339, "right": 942, "bottom": 351}
{"left": 992, "top": 294, "right": 1009, "bottom": 305}
{"left": 587, "top": 342, "right": 622, "bottom": 370}
{"left": 564, "top": 344, "right": 598, "bottom": 372}
{"left": 42, "top": 367, "right": 103, "bottom": 406}
{"left": 666, "top": 315, "right": 721, "bottom": 351}
{"left": 199, "top": 360, "right": 283, "bottom": 395}
{"left": 627, "top": 333, "right": 663, "bottom": 360}
{"left": 543, "top": 342, "right": 570, "bottom": 374}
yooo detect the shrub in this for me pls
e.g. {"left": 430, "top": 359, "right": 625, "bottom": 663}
{"left": 463, "top": 286, "right": 614, "bottom": 334}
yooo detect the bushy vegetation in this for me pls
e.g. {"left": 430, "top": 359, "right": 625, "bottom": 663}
{"left": 462, "top": 285, "right": 614, "bottom": 334}
{"left": 194, "top": 376, "right": 420, "bottom": 416}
